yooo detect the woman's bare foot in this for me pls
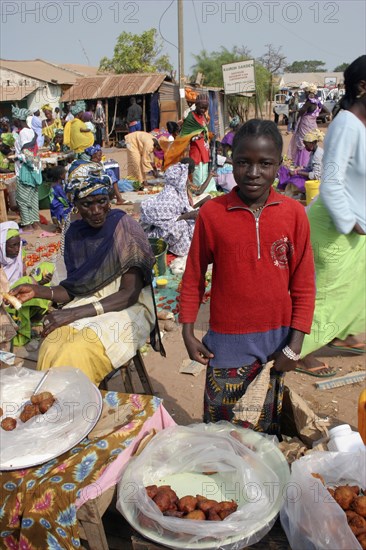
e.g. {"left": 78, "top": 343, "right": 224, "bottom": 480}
{"left": 328, "top": 336, "right": 365, "bottom": 353}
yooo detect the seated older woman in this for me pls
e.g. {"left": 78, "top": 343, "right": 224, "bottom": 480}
{"left": 11, "top": 175, "right": 160, "bottom": 385}
{"left": 278, "top": 129, "right": 324, "bottom": 196}
{"left": 140, "top": 160, "right": 199, "bottom": 257}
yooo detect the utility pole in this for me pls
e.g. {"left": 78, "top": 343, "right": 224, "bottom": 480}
{"left": 178, "top": 0, "right": 184, "bottom": 119}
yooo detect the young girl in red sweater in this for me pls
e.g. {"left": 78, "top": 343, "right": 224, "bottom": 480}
{"left": 179, "top": 119, "right": 315, "bottom": 435}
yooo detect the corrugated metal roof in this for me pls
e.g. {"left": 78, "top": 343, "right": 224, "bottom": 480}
{"left": 0, "top": 59, "right": 85, "bottom": 84}
{"left": 61, "top": 73, "right": 166, "bottom": 101}
{"left": 0, "top": 83, "right": 38, "bottom": 102}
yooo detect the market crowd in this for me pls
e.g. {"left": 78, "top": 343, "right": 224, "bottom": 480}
{"left": 0, "top": 55, "right": 365, "bottom": 437}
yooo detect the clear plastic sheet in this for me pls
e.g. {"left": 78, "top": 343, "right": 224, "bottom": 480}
{"left": 280, "top": 450, "right": 366, "bottom": 550}
{"left": 117, "top": 422, "right": 290, "bottom": 549}
{"left": 0, "top": 366, "right": 102, "bottom": 469}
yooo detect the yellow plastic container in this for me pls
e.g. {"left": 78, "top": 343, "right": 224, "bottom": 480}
{"left": 305, "top": 180, "right": 320, "bottom": 205}
{"left": 358, "top": 389, "right": 366, "bottom": 444}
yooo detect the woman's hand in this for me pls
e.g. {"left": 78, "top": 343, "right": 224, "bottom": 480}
{"left": 42, "top": 309, "right": 77, "bottom": 338}
{"left": 39, "top": 273, "right": 53, "bottom": 286}
{"left": 10, "top": 284, "right": 36, "bottom": 304}
{"left": 353, "top": 222, "right": 366, "bottom": 235}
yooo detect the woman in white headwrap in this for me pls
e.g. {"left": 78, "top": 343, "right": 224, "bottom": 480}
{"left": 12, "top": 106, "right": 42, "bottom": 231}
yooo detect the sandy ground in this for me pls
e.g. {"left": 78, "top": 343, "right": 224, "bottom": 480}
{"left": 9, "top": 122, "right": 365, "bottom": 434}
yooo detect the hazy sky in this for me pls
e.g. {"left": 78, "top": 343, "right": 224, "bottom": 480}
{"left": 1, "top": 0, "right": 365, "bottom": 74}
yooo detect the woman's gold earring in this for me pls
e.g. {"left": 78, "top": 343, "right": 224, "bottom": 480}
{"left": 356, "top": 90, "right": 366, "bottom": 99}
{"left": 72, "top": 206, "right": 78, "bottom": 214}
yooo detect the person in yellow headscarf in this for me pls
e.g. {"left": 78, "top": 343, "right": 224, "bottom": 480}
{"left": 0, "top": 222, "right": 54, "bottom": 346}
{"left": 41, "top": 104, "right": 62, "bottom": 141}
{"left": 63, "top": 101, "right": 94, "bottom": 155}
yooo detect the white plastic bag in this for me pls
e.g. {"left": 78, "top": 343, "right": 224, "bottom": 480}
{"left": 117, "top": 422, "right": 290, "bottom": 549}
{"left": 280, "top": 450, "right": 366, "bottom": 550}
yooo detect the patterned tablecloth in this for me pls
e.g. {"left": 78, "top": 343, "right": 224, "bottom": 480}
{"left": 0, "top": 392, "right": 175, "bottom": 550}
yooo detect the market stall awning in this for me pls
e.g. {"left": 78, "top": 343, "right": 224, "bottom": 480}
{"left": 0, "top": 83, "right": 38, "bottom": 102}
{"left": 61, "top": 73, "right": 166, "bottom": 102}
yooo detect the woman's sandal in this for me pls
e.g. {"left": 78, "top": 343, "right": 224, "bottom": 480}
{"left": 294, "top": 363, "right": 337, "bottom": 378}
{"left": 327, "top": 342, "right": 365, "bottom": 354}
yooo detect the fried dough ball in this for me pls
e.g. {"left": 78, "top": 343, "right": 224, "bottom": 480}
{"left": 146, "top": 485, "right": 158, "bottom": 500}
{"left": 350, "top": 486, "right": 360, "bottom": 495}
{"left": 156, "top": 486, "right": 178, "bottom": 506}
{"left": 334, "top": 486, "right": 355, "bottom": 510}
{"left": 348, "top": 513, "right": 366, "bottom": 536}
{"left": 311, "top": 473, "right": 325, "bottom": 485}
{"left": 153, "top": 492, "right": 172, "bottom": 513}
{"left": 38, "top": 397, "right": 55, "bottom": 414}
{"left": 31, "top": 391, "right": 54, "bottom": 404}
{"left": 163, "top": 510, "right": 184, "bottom": 518}
{"left": 1, "top": 417, "right": 17, "bottom": 431}
{"left": 207, "top": 509, "right": 221, "bottom": 521}
{"left": 357, "top": 533, "right": 366, "bottom": 550}
{"left": 20, "top": 403, "right": 40, "bottom": 423}
{"left": 217, "top": 501, "right": 238, "bottom": 520}
{"left": 178, "top": 496, "right": 198, "bottom": 514}
{"left": 346, "top": 510, "right": 358, "bottom": 522}
{"left": 184, "top": 510, "right": 206, "bottom": 520}
{"left": 197, "top": 499, "right": 221, "bottom": 513}
{"left": 0, "top": 406, "right": 3, "bottom": 417}
{"left": 196, "top": 495, "right": 208, "bottom": 503}
{"left": 352, "top": 496, "right": 366, "bottom": 518}
{"left": 328, "top": 488, "right": 335, "bottom": 499}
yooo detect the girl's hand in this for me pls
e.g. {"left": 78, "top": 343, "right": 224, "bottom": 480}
{"left": 273, "top": 351, "right": 297, "bottom": 373}
{"left": 42, "top": 309, "right": 76, "bottom": 338}
{"left": 10, "top": 284, "right": 36, "bottom": 303}
{"left": 183, "top": 333, "right": 214, "bottom": 366}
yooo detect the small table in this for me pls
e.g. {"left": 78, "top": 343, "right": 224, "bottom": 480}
{"left": 0, "top": 392, "right": 175, "bottom": 549}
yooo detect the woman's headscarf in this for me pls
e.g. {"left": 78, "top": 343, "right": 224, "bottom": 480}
{"left": 70, "top": 101, "right": 86, "bottom": 116}
{"left": 140, "top": 163, "right": 191, "bottom": 227}
{"left": 41, "top": 104, "right": 52, "bottom": 112}
{"left": 65, "top": 174, "right": 112, "bottom": 202}
{"left": 304, "top": 83, "right": 318, "bottom": 94}
{"left": 0, "top": 221, "right": 23, "bottom": 285}
{"left": 1, "top": 133, "right": 15, "bottom": 147}
{"left": 11, "top": 105, "right": 32, "bottom": 121}
{"left": 83, "top": 111, "right": 93, "bottom": 122}
{"left": 53, "top": 128, "right": 64, "bottom": 137}
{"left": 85, "top": 144, "right": 102, "bottom": 157}
{"left": 303, "top": 129, "right": 325, "bottom": 142}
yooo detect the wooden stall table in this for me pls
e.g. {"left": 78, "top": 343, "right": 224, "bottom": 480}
{"left": 0, "top": 391, "right": 175, "bottom": 550}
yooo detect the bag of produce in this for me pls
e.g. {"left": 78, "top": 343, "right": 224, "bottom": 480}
{"left": 117, "top": 422, "right": 289, "bottom": 549}
{"left": 280, "top": 450, "right": 366, "bottom": 549}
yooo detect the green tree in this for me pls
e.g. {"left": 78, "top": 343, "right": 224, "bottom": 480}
{"left": 191, "top": 46, "right": 271, "bottom": 117}
{"left": 286, "top": 60, "right": 326, "bottom": 73}
{"left": 334, "top": 62, "right": 349, "bottom": 72}
{"left": 99, "top": 29, "right": 173, "bottom": 74}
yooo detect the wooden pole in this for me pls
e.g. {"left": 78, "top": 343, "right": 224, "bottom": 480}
{"left": 105, "top": 99, "right": 109, "bottom": 146}
{"left": 142, "top": 95, "right": 146, "bottom": 131}
{"left": 178, "top": 0, "right": 184, "bottom": 119}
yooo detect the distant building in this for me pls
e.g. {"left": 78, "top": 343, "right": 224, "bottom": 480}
{"left": 278, "top": 72, "right": 344, "bottom": 90}
{"left": 0, "top": 58, "right": 99, "bottom": 117}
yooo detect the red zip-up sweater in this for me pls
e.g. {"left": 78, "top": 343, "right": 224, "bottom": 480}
{"left": 179, "top": 187, "right": 315, "bottom": 335}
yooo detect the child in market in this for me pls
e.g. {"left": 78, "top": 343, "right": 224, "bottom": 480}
{"left": 179, "top": 119, "right": 316, "bottom": 435}
{"left": 47, "top": 166, "right": 71, "bottom": 232}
